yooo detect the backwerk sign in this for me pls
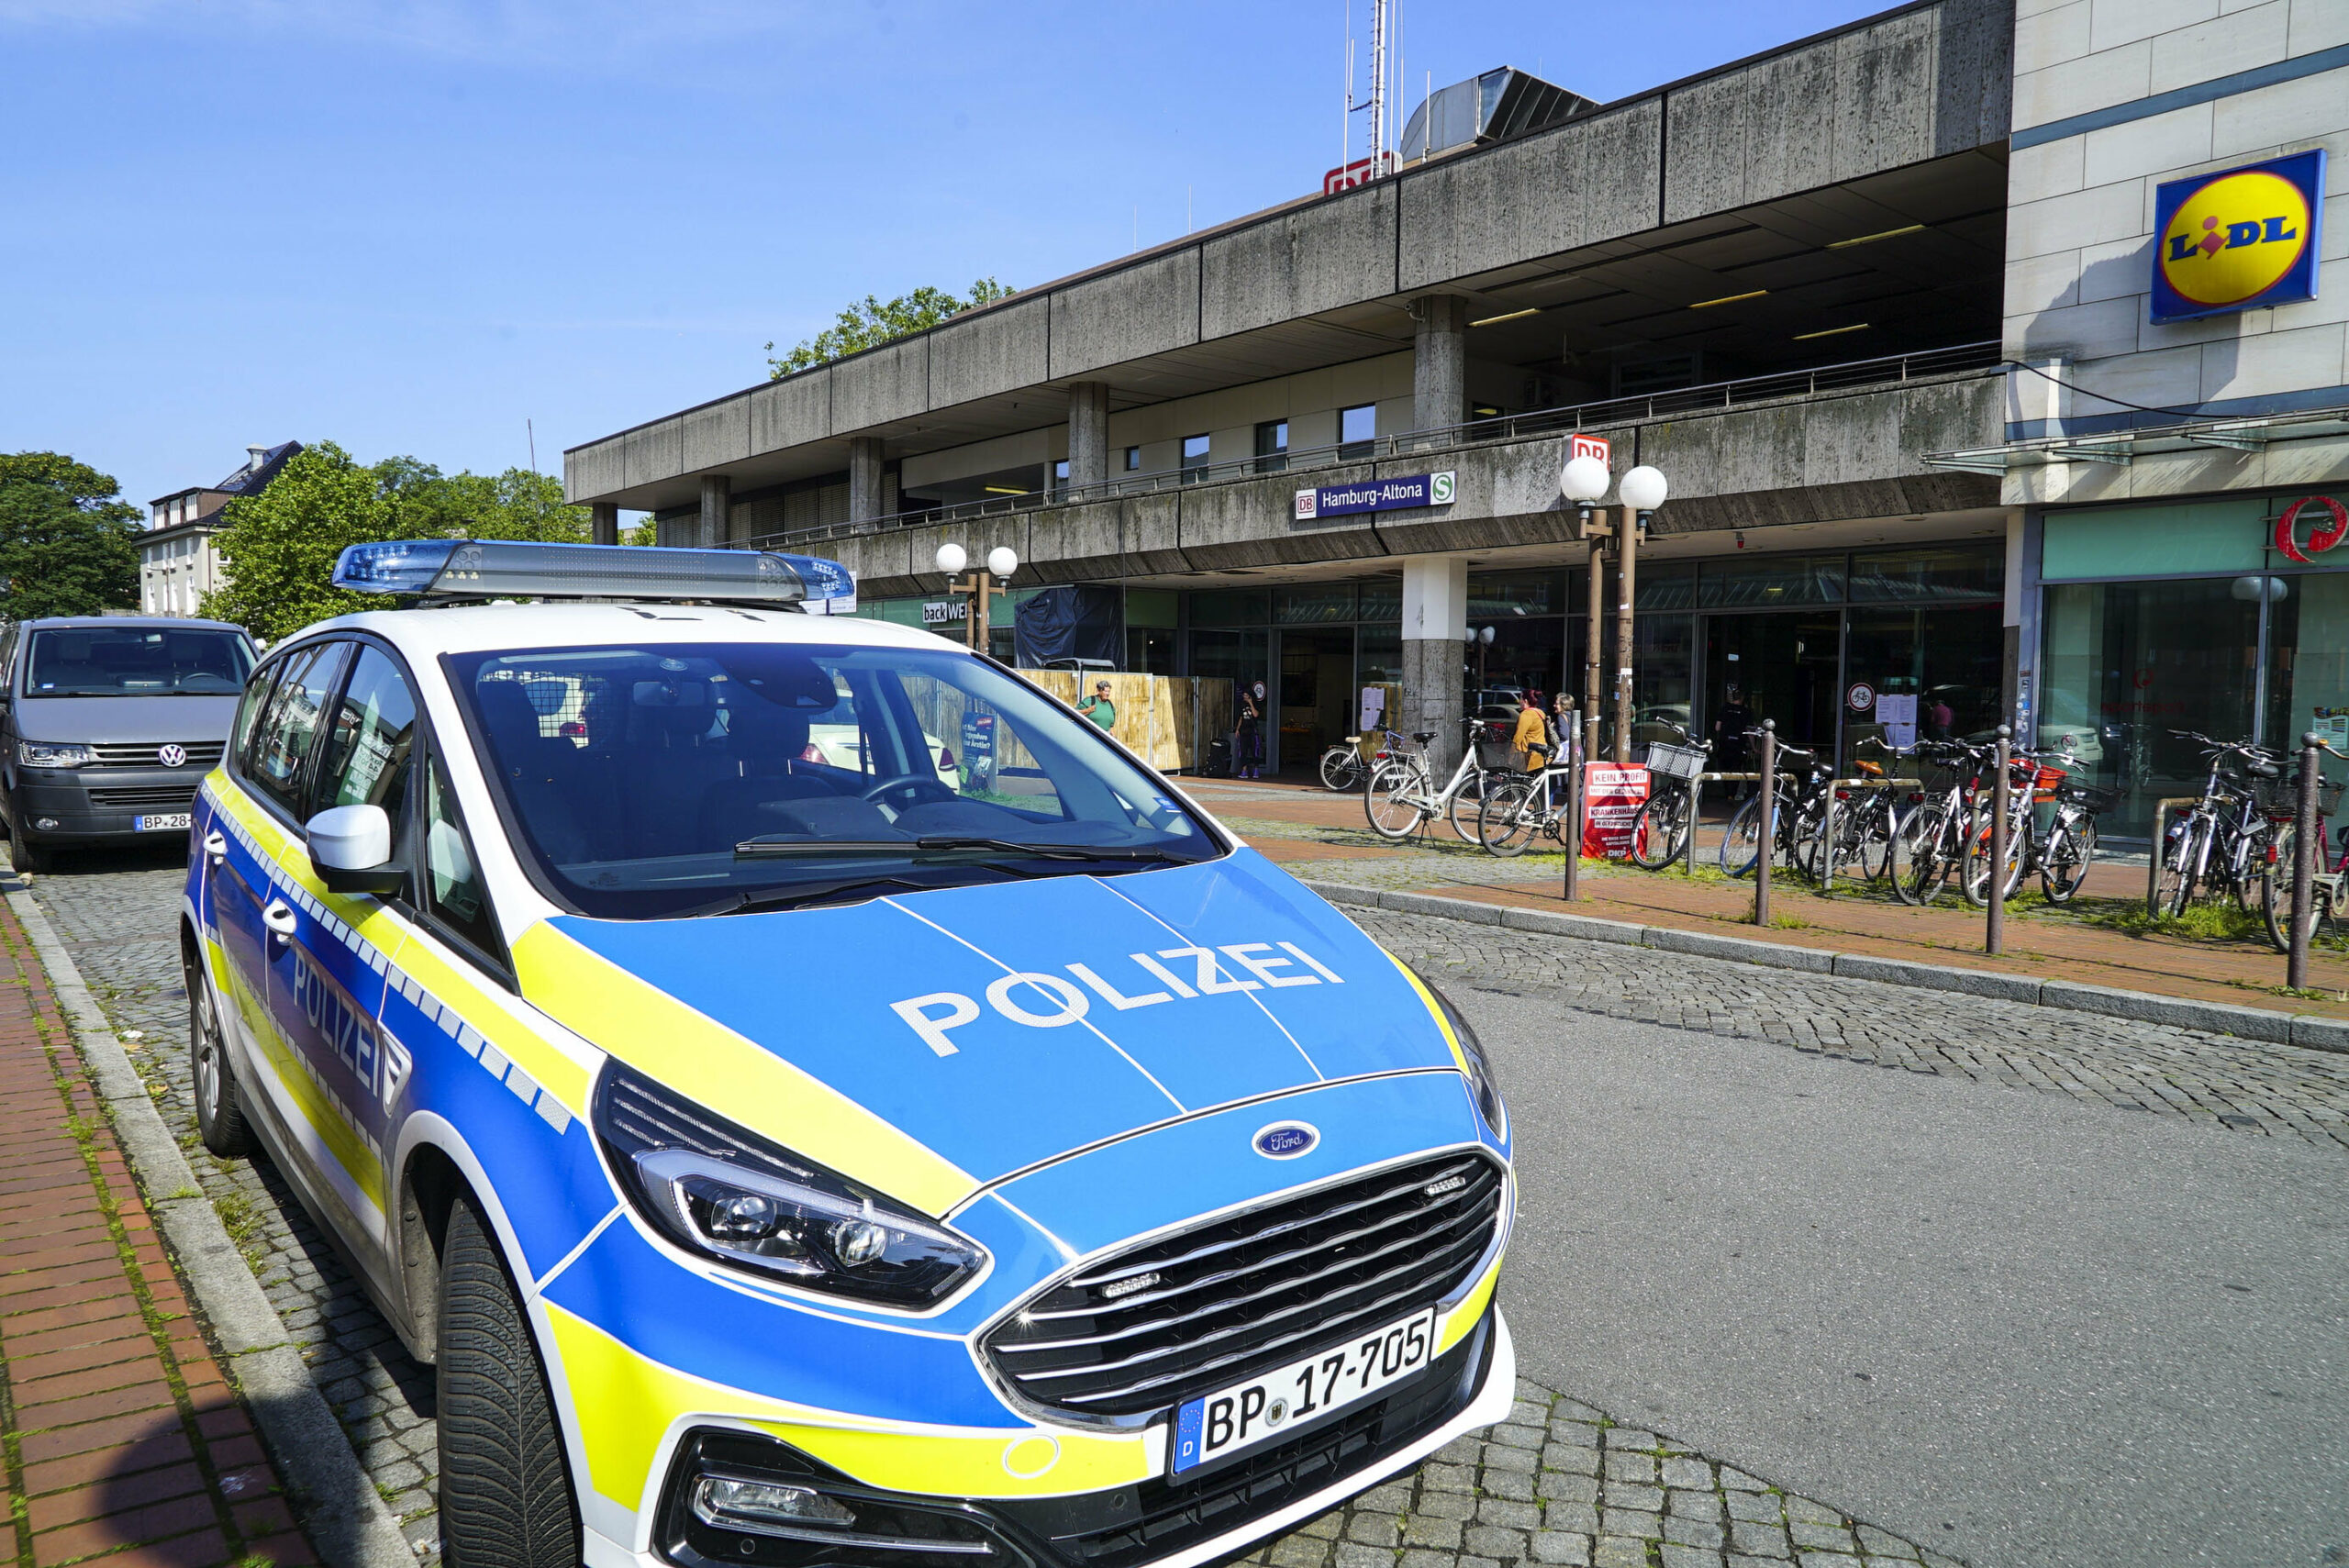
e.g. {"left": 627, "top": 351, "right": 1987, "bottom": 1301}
{"left": 1295, "top": 471, "right": 1455, "bottom": 521}
{"left": 2151, "top": 150, "right": 2325, "bottom": 324}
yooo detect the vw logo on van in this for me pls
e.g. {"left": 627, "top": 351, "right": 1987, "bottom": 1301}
{"left": 1252, "top": 1122, "right": 1319, "bottom": 1160}
{"left": 157, "top": 744, "right": 187, "bottom": 768}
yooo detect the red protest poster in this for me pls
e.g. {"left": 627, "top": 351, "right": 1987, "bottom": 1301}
{"left": 1581, "top": 764, "right": 1651, "bottom": 859}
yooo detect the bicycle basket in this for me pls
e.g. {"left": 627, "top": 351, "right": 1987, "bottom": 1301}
{"left": 1641, "top": 741, "right": 1707, "bottom": 781}
{"left": 2252, "top": 773, "right": 2346, "bottom": 818}
{"left": 1474, "top": 739, "right": 1527, "bottom": 773}
{"left": 2054, "top": 780, "right": 2119, "bottom": 813}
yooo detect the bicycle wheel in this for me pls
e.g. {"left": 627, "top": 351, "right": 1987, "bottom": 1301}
{"left": 1447, "top": 771, "right": 1495, "bottom": 841}
{"left": 1476, "top": 779, "right": 1539, "bottom": 857}
{"left": 1719, "top": 792, "right": 1764, "bottom": 877}
{"left": 1854, "top": 796, "right": 1898, "bottom": 882}
{"left": 1960, "top": 813, "right": 2025, "bottom": 908}
{"left": 2154, "top": 815, "right": 2204, "bottom": 918}
{"left": 1318, "top": 746, "right": 1361, "bottom": 792}
{"left": 1630, "top": 786, "right": 1691, "bottom": 869}
{"left": 2260, "top": 822, "right": 2297, "bottom": 952}
{"left": 2040, "top": 812, "right": 2098, "bottom": 904}
{"left": 2228, "top": 819, "right": 2270, "bottom": 912}
{"left": 1364, "top": 762, "right": 1426, "bottom": 840}
{"left": 1889, "top": 806, "right": 1949, "bottom": 906}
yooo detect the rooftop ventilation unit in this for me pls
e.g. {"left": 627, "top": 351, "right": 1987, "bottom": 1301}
{"left": 1399, "top": 68, "right": 1594, "bottom": 164}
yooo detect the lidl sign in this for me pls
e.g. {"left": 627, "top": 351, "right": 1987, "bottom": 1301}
{"left": 2151, "top": 150, "right": 2325, "bottom": 324}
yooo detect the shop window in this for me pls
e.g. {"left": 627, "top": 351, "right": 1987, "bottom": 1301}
{"left": 1275, "top": 584, "right": 1356, "bottom": 624}
{"left": 1187, "top": 589, "right": 1270, "bottom": 628}
{"left": 1339, "top": 405, "right": 1376, "bottom": 459}
{"left": 1697, "top": 553, "right": 1844, "bottom": 609}
{"left": 1358, "top": 626, "right": 1402, "bottom": 685}
{"left": 1467, "top": 570, "right": 1559, "bottom": 619}
{"left": 1357, "top": 579, "right": 1401, "bottom": 623}
{"left": 1254, "top": 420, "right": 1289, "bottom": 474}
{"left": 1126, "top": 627, "right": 1176, "bottom": 673}
{"left": 1634, "top": 562, "right": 1697, "bottom": 612}
{"left": 1181, "top": 434, "right": 1211, "bottom": 482}
{"left": 1849, "top": 544, "right": 2001, "bottom": 603}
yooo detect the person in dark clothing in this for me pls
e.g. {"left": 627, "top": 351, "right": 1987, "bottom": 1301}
{"left": 1234, "top": 681, "right": 1266, "bottom": 779}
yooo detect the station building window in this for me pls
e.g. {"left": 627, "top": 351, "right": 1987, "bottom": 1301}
{"left": 1181, "top": 434, "right": 1210, "bottom": 482}
{"left": 1339, "top": 405, "right": 1376, "bottom": 459}
{"left": 1254, "top": 420, "right": 1289, "bottom": 473}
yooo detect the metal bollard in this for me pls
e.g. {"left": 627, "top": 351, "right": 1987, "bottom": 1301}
{"left": 1821, "top": 771, "right": 1838, "bottom": 894}
{"left": 1987, "top": 724, "right": 2010, "bottom": 956}
{"left": 1685, "top": 771, "right": 1701, "bottom": 877}
{"left": 1753, "top": 721, "right": 1775, "bottom": 927}
{"left": 2291, "top": 731, "right": 2320, "bottom": 990}
{"left": 1562, "top": 701, "right": 1581, "bottom": 905}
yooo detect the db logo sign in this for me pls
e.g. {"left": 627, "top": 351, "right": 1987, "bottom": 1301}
{"left": 2152, "top": 150, "right": 2324, "bottom": 323}
{"left": 2276, "top": 495, "right": 2349, "bottom": 564}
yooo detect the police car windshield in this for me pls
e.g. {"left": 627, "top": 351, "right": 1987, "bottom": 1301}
{"left": 447, "top": 642, "right": 1222, "bottom": 920}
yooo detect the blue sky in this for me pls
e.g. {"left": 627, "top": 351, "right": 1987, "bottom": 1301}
{"left": 2, "top": 0, "right": 1888, "bottom": 514}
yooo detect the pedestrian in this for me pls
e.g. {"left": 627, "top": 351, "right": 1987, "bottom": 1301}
{"left": 1076, "top": 679, "right": 1117, "bottom": 732}
{"left": 1511, "top": 689, "right": 1550, "bottom": 771}
{"left": 1714, "top": 683, "right": 1753, "bottom": 800}
{"left": 1550, "top": 689, "right": 1575, "bottom": 763}
{"left": 1234, "top": 681, "right": 1266, "bottom": 779}
{"left": 1927, "top": 691, "right": 1955, "bottom": 740}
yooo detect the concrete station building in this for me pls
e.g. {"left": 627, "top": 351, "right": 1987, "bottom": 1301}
{"left": 566, "top": 0, "right": 2349, "bottom": 827}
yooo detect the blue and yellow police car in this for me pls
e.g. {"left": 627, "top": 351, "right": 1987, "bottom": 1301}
{"left": 182, "top": 539, "right": 1513, "bottom": 1568}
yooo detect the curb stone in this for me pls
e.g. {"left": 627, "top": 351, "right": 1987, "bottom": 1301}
{"left": 1297, "top": 878, "right": 2349, "bottom": 1055}
{"left": 7, "top": 886, "right": 416, "bottom": 1568}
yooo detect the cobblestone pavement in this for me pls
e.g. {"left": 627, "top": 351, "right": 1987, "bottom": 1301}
{"left": 1352, "top": 906, "right": 2349, "bottom": 1153}
{"left": 21, "top": 850, "right": 1995, "bottom": 1568}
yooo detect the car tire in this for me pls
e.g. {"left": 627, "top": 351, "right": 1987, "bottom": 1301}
{"left": 439, "top": 1193, "right": 580, "bottom": 1568}
{"left": 185, "top": 954, "right": 254, "bottom": 1158}
{"left": 8, "top": 817, "right": 50, "bottom": 875}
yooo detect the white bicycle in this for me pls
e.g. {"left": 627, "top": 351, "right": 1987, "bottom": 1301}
{"left": 1364, "top": 718, "right": 1511, "bottom": 843}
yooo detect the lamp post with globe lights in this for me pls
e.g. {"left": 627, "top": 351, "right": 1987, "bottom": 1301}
{"left": 1559, "top": 453, "right": 1612, "bottom": 764}
{"left": 1612, "top": 465, "right": 1669, "bottom": 763}
{"left": 935, "top": 543, "right": 1020, "bottom": 654}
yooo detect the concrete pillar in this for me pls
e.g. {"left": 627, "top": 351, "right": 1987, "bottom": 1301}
{"left": 1067, "top": 382, "right": 1110, "bottom": 491}
{"left": 590, "top": 503, "right": 618, "bottom": 547}
{"left": 849, "top": 438, "right": 886, "bottom": 530}
{"left": 698, "top": 474, "right": 730, "bottom": 548}
{"left": 1411, "top": 295, "right": 1469, "bottom": 432}
{"left": 1401, "top": 555, "right": 1469, "bottom": 775}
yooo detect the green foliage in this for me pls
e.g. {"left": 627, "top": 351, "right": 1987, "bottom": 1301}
{"left": 0, "top": 451, "right": 140, "bottom": 620}
{"left": 765, "top": 278, "right": 1015, "bottom": 379}
{"left": 200, "top": 442, "right": 589, "bottom": 641}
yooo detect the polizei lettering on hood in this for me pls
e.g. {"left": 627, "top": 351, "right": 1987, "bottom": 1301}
{"left": 892, "top": 941, "right": 1346, "bottom": 1056}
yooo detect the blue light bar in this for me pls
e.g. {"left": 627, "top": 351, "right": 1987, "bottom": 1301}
{"left": 330, "top": 539, "right": 856, "bottom": 609}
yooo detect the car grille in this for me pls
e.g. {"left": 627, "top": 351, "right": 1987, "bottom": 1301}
{"left": 981, "top": 1151, "right": 1504, "bottom": 1420}
{"left": 88, "top": 740, "right": 223, "bottom": 769}
{"left": 87, "top": 784, "right": 199, "bottom": 812}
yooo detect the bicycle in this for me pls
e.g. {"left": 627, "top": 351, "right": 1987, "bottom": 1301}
{"left": 1319, "top": 728, "right": 1400, "bottom": 792}
{"left": 1787, "top": 741, "right": 1902, "bottom": 884}
{"left": 1720, "top": 736, "right": 1828, "bottom": 879}
{"left": 1364, "top": 717, "right": 1513, "bottom": 843}
{"left": 2033, "top": 762, "right": 2110, "bottom": 905}
{"left": 2256, "top": 744, "right": 2349, "bottom": 951}
{"left": 1955, "top": 745, "right": 2069, "bottom": 909}
{"left": 1629, "top": 722, "right": 1711, "bottom": 869}
{"left": 1887, "top": 739, "right": 1989, "bottom": 906}
{"left": 1475, "top": 750, "right": 1576, "bottom": 857}
{"left": 2152, "top": 732, "right": 2282, "bottom": 918}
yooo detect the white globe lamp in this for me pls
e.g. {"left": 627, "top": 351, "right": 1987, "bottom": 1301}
{"left": 1620, "top": 465, "right": 1669, "bottom": 512}
{"left": 986, "top": 546, "right": 1019, "bottom": 579}
{"left": 1559, "top": 455, "right": 1610, "bottom": 503}
{"left": 935, "top": 542, "right": 968, "bottom": 574}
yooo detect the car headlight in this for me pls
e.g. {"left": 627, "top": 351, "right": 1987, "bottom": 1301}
{"left": 1417, "top": 973, "right": 1506, "bottom": 1137}
{"left": 17, "top": 741, "right": 95, "bottom": 769}
{"left": 593, "top": 1062, "right": 985, "bottom": 1308}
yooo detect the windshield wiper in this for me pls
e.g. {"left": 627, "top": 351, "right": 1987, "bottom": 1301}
{"left": 680, "top": 873, "right": 974, "bottom": 917}
{"left": 734, "top": 836, "right": 1182, "bottom": 862}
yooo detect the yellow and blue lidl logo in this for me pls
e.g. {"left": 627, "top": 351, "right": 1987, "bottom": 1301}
{"left": 2152, "top": 150, "right": 2326, "bottom": 323}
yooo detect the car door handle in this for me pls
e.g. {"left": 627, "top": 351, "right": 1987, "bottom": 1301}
{"left": 262, "top": 899, "right": 297, "bottom": 939}
{"left": 204, "top": 830, "right": 227, "bottom": 864}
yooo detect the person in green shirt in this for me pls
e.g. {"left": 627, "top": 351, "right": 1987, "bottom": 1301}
{"left": 1077, "top": 679, "right": 1117, "bottom": 731}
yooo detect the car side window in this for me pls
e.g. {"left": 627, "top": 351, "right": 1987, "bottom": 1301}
{"left": 422, "top": 752, "right": 506, "bottom": 969}
{"left": 245, "top": 641, "right": 352, "bottom": 820}
{"left": 312, "top": 648, "right": 417, "bottom": 825}
{"left": 231, "top": 661, "right": 284, "bottom": 777}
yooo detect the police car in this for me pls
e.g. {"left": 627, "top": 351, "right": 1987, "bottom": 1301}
{"left": 182, "top": 539, "right": 1513, "bottom": 1568}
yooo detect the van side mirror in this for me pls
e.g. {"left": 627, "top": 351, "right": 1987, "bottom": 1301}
{"left": 306, "top": 804, "right": 405, "bottom": 897}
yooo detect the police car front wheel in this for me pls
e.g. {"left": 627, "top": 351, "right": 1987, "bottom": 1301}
{"left": 437, "top": 1192, "right": 581, "bottom": 1568}
{"left": 184, "top": 950, "right": 252, "bottom": 1159}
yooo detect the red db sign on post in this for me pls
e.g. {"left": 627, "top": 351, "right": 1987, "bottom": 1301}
{"left": 1570, "top": 434, "right": 1610, "bottom": 468}
{"left": 1581, "top": 764, "right": 1650, "bottom": 859}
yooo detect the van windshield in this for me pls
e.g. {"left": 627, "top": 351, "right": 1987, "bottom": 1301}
{"left": 26, "top": 628, "right": 252, "bottom": 697}
{"left": 447, "top": 641, "right": 1223, "bottom": 920}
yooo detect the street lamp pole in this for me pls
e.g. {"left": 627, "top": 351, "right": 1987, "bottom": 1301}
{"left": 1560, "top": 452, "right": 1612, "bottom": 766}
{"left": 936, "top": 543, "right": 1020, "bottom": 653}
{"left": 1614, "top": 466, "right": 1670, "bottom": 767}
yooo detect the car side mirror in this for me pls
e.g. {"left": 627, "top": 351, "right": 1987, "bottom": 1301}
{"left": 306, "top": 804, "right": 405, "bottom": 897}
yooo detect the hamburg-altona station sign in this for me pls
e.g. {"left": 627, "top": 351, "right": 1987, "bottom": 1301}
{"left": 1295, "top": 471, "right": 1456, "bottom": 521}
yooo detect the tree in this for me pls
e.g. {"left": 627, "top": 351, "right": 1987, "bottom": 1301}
{"left": 200, "top": 442, "right": 590, "bottom": 641}
{"left": 0, "top": 452, "right": 141, "bottom": 621}
{"left": 765, "top": 278, "right": 1015, "bottom": 379}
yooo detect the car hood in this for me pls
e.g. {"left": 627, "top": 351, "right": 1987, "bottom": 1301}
{"left": 510, "top": 849, "right": 1462, "bottom": 1215}
{"left": 12, "top": 694, "right": 240, "bottom": 745}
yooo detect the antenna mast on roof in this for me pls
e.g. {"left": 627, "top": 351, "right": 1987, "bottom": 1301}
{"left": 1366, "top": 0, "right": 1390, "bottom": 176}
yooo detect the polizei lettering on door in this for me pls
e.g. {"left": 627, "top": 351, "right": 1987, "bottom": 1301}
{"left": 890, "top": 941, "right": 1345, "bottom": 1056}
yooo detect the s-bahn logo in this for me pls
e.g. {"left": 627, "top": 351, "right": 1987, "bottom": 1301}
{"left": 2276, "top": 495, "right": 2349, "bottom": 564}
{"left": 2152, "top": 150, "right": 2325, "bottom": 323}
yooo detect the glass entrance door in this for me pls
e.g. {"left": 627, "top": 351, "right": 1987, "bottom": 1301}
{"left": 1275, "top": 628, "right": 1355, "bottom": 775}
{"left": 1701, "top": 611, "right": 1842, "bottom": 770}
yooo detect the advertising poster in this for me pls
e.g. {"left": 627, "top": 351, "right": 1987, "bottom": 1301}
{"left": 960, "top": 710, "right": 997, "bottom": 790}
{"left": 1582, "top": 764, "right": 1651, "bottom": 859}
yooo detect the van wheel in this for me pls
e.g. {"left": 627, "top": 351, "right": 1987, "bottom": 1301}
{"left": 439, "top": 1193, "right": 580, "bottom": 1568}
{"left": 8, "top": 819, "right": 50, "bottom": 875}
{"left": 185, "top": 953, "right": 253, "bottom": 1158}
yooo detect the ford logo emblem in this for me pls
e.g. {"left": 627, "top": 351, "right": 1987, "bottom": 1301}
{"left": 1252, "top": 1122, "right": 1319, "bottom": 1160}
{"left": 158, "top": 744, "right": 186, "bottom": 768}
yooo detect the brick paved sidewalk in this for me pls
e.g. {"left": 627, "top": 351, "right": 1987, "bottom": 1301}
{"left": 0, "top": 899, "right": 317, "bottom": 1568}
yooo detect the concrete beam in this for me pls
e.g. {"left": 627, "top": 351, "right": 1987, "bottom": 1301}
{"left": 831, "top": 339, "right": 929, "bottom": 432}
{"left": 849, "top": 438, "right": 886, "bottom": 528}
{"left": 930, "top": 295, "right": 1051, "bottom": 407}
{"left": 1051, "top": 249, "right": 1200, "bottom": 380}
{"left": 1201, "top": 183, "right": 1399, "bottom": 339}
{"left": 1413, "top": 296, "right": 1468, "bottom": 432}
{"left": 1067, "top": 383, "right": 1109, "bottom": 489}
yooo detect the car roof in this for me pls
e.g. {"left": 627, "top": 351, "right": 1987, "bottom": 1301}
{"left": 279, "top": 603, "right": 970, "bottom": 662}
{"left": 19, "top": 616, "right": 250, "bottom": 633}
